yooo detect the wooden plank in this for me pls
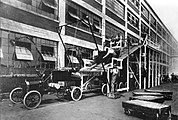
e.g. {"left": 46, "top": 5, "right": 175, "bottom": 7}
{"left": 145, "top": 89, "right": 173, "bottom": 100}
{"left": 132, "top": 91, "right": 164, "bottom": 96}
{"left": 129, "top": 95, "right": 165, "bottom": 103}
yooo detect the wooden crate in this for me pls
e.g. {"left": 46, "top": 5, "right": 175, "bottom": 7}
{"left": 122, "top": 100, "right": 171, "bottom": 119}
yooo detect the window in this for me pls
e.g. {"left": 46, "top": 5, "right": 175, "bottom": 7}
{"left": 127, "top": 11, "right": 139, "bottom": 29}
{"left": 106, "top": 0, "right": 125, "bottom": 19}
{"left": 141, "top": 4, "right": 149, "bottom": 19}
{"left": 66, "top": 0, "right": 102, "bottom": 36}
{"left": 41, "top": 46, "right": 56, "bottom": 61}
{"left": 129, "top": 0, "right": 140, "bottom": 9}
{"left": 15, "top": 42, "right": 33, "bottom": 61}
{"left": 157, "top": 23, "right": 162, "bottom": 35}
{"left": 150, "top": 30, "right": 156, "bottom": 43}
{"left": 150, "top": 15, "right": 156, "bottom": 28}
{"left": 141, "top": 22, "right": 149, "bottom": 34}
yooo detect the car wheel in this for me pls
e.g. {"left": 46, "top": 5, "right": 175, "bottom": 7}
{"left": 23, "top": 90, "right": 41, "bottom": 109}
{"left": 9, "top": 87, "right": 23, "bottom": 104}
{"left": 71, "top": 87, "right": 82, "bottom": 101}
{"left": 101, "top": 84, "right": 107, "bottom": 95}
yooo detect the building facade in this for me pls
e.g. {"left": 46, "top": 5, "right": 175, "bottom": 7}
{"left": 0, "top": 0, "right": 178, "bottom": 93}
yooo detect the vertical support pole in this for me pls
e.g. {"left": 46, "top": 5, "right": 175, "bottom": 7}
{"left": 127, "top": 56, "right": 129, "bottom": 91}
{"left": 148, "top": 49, "right": 150, "bottom": 88}
{"left": 102, "top": 0, "right": 106, "bottom": 51}
{"left": 152, "top": 51, "right": 154, "bottom": 87}
{"left": 139, "top": 48, "right": 142, "bottom": 89}
{"left": 144, "top": 45, "right": 147, "bottom": 89}
{"left": 155, "top": 52, "right": 158, "bottom": 86}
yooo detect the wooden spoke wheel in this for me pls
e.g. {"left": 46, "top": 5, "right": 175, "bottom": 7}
{"left": 23, "top": 90, "right": 41, "bottom": 109}
{"left": 9, "top": 87, "right": 23, "bottom": 104}
{"left": 101, "top": 84, "right": 107, "bottom": 96}
{"left": 71, "top": 87, "right": 82, "bottom": 101}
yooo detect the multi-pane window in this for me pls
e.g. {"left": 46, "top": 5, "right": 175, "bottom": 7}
{"left": 141, "top": 4, "right": 149, "bottom": 19}
{"left": 150, "top": 15, "right": 156, "bottom": 29}
{"left": 129, "top": 0, "right": 140, "bottom": 9}
{"left": 150, "top": 30, "right": 156, "bottom": 43}
{"left": 66, "top": 0, "right": 102, "bottom": 36}
{"left": 127, "top": 11, "right": 139, "bottom": 29}
{"left": 157, "top": 23, "right": 162, "bottom": 36}
{"left": 106, "top": 0, "right": 125, "bottom": 19}
{"left": 105, "top": 21, "right": 125, "bottom": 39}
{"left": 141, "top": 22, "right": 149, "bottom": 34}
{"left": 14, "top": 0, "right": 59, "bottom": 19}
{"left": 162, "top": 29, "right": 167, "bottom": 39}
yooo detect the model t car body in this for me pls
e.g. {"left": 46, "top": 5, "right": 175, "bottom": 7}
{"left": 9, "top": 69, "right": 82, "bottom": 109}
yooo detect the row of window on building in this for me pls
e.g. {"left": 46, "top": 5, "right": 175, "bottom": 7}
{"left": 12, "top": 0, "right": 174, "bottom": 47}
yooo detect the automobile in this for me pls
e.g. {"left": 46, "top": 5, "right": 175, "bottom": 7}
{"left": 9, "top": 69, "right": 82, "bottom": 109}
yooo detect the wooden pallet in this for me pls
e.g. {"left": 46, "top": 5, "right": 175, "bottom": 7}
{"left": 122, "top": 100, "right": 171, "bottom": 119}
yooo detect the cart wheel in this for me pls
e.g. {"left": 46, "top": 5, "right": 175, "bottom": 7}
{"left": 101, "top": 84, "right": 107, "bottom": 95}
{"left": 9, "top": 87, "right": 23, "bottom": 104}
{"left": 119, "top": 82, "right": 124, "bottom": 89}
{"left": 23, "top": 90, "right": 41, "bottom": 109}
{"left": 124, "top": 108, "right": 131, "bottom": 115}
{"left": 71, "top": 87, "right": 82, "bottom": 101}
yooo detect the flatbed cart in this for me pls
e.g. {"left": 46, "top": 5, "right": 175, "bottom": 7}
{"left": 129, "top": 96, "right": 165, "bottom": 103}
{"left": 122, "top": 100, "right": 171, "bottom": 120}
{"left": 145, "top": 89, "right": 173, "bottom": 100}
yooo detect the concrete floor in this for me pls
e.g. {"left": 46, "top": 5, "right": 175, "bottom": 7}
{"left": 0, "top": 83, "right": 178, "bottom": 120}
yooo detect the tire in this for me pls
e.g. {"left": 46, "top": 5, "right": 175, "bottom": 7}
{"left": 9, "top": 87, "right": 23, "bottom": 104}
{"left": 71, "top": 87, "right": 82, "bottom": 101}
{"left": 23, "top": 90, "right": 41, "bottom": 109}
{"left": 101, "top": 84, "right": 107, "bottom": 95}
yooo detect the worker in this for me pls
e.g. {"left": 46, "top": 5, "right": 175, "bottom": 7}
{"left": 111, "top": 66, "right": 119, "bottom": 93}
